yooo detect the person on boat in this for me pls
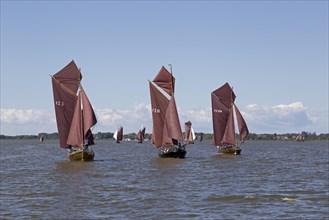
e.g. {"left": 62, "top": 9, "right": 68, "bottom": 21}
{"left": 83, "top": 138, "right": 89, "bottom": 150}
{"left": 66, "top": 145, "right": 73, "bottom": 153}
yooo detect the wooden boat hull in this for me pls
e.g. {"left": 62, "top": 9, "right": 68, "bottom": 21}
{"left": 68, "top": 149, "right": 94, "bottom": 161}
{"left": 218, "top": 147, "right": 242, "bottom": 155}
{"left": 158, "top": 147, "right": 187, "bottom": 159}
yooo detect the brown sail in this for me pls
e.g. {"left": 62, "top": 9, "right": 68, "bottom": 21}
{"left": 81, "top": 86, "right": 97, "bottom": 145}
{"left": 211, "top": 91, "right": 230, "bottom": 146}
{"left": 162, "top": 94, "right": 184, "bottom": 147}
{"left": 117, "top": 126, "right": 123, "bottom": 142}
{"left": 211, "top": 82, "right": 248, "bottom": 154}
{"left": 51, "top": 61, "right": 81, "bottom": 148}
{"left": 184, "top": 121, "right": 192, "bottom": 142}
{"left": 149, "top": 81, "right": 170, "bottom": 147}
{"left": 234, "top": 103, "right": 249, "bottom": 142}
{"left": 67, "top": 91, "right": 83, "bottom": 147}
{"left": 221, "top": 108, "right": 236, "bottom": 145}
{"left": 212, "top": 82, "right": 236, "bottom": 109}
{"left": 52, "top": 60, "right": 82, "bottom": 94}
{"left": 153, "top": 66, "right": 175, "bottom": 96}
{"left": 67, "top": 86, "right": 97, "bottom": 147}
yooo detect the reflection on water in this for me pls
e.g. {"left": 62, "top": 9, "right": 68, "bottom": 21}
{"left": 0, "top": 139, "right": 328, "bottom": 219}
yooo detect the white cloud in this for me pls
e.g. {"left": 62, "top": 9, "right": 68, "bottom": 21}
{"left": 0, "top": 109, "right": 55, "bottom": 135}
{"left": 244, "top": 102, "right": 326, "bottom": 133}
{"left": 94, "top": 103, "right": 151, "bottom": 133}
{"left": 0, "top": 101, "right": 327, "bottom": 135}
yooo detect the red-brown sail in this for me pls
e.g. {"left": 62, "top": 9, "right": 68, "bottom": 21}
{"left": 51, "top": 61, "right": 81, "bottom": 148}
{"left": 149, "top": 81, "right": 170, "bottom": 147}
{"left": 162, "top": 94, "right": 184, "bottom": 147}
{"left": 67, "top": 90, "right": 83, "bottom": 147}
{"left": 184, "top": 121, "right": 192, "bottom": 142}
{"left": 81, "top": 86, "right": 97, "bottom": 145}
{"left": 117, "top": 126, "right": 123, "bottom": 142}
{"left": 53, "top": 60, "right": 82, "bottom": 94}
{"left": 221, "top": 108, "right": 236, "bottom": 145}
{"left": 153, "top": 66, "right": 175, "bottom": 96}
{"left": 234, "top": 104, "right": 249, "bottom": 142}
{"left": 211, "top": 92, "right": 230, "bottom": 146}
{"left": 212, "top": 82, "right": 236, "bottom": 109}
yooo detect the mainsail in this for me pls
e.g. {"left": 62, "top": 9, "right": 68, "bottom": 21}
{"left": 51, "top": 60, "right": 97, "bottom": 149}
{"left": 211, "top": 82, "right": 249, "bottom": 147}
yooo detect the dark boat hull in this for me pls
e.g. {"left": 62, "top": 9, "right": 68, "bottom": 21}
{"left": 158, "top": 147, "right": 187, "bottom": 159}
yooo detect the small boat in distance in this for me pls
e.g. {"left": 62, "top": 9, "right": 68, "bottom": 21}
{"left": 114, "top": 126, "right": 123, "bottom": 143}
{"left": 149, "top": 65, "right": 186, "bottom": 158}
{"left": 199, "top": 132, "right": 204, "bottom": 142}
{"left": 135, "top": 125, "right": 146, "bottom": 143}
{"left": 295, "top": 133, "right": 305, "bottom": 142}
{"left": 39, "top": 134, "right": 44, "bottom": 142}
{"left": 51, "top": 60, "right": 97, "bottom": 161}
{"left": 184, "top": 121, "right": 196, "bottom": 144}
{"left": 211, "top": 82, "right": 249, "bottom": 155}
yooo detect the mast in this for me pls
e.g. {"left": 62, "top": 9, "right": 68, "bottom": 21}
{"left": 168, "top": 64, "right": 174, "bottom": 95}
{"left": 79, "top": 88, "right": 84, "bottom": 147}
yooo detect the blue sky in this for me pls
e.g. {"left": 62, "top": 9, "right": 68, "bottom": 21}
{"left": 1, "top": 1, "right": 328, "bottom": 135}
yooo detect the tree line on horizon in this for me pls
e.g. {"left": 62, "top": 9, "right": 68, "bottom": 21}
{"left": 0, "top": 131, "right": 328, "bottom": 141}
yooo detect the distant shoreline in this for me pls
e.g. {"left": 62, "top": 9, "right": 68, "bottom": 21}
{"left": 1, "top": 132, "right": 328, "bottom": 141}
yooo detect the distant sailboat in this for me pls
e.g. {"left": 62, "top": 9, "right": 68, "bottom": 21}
{"left": 136, "top": 125, "right": 146, "bottom": 143}
{"left": 51, "top": 60, "right": 97, "bottom": 161}
{"left": 39, "top": 134, "right": 44, "bottom": 142}
{"left": 199, "top": 132, "right": 204, "bottom": 142}
{"left": 211, "top": 82, "right": 249, "bottom": 155}
{"left": 149, "top": 66, "right": 186, "bottom": 158}
{"left": 184, "top": 121, "right": 196, "bottom": 144}
{"left": 295, "top": 133, "right": 305, "bottom": 142}
{"left": 113, "top": 126, "right": 123, "bottom": 143}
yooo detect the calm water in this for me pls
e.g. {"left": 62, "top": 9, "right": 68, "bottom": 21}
{"left": 0, "top": 139, "right": 328, "bottom": 219}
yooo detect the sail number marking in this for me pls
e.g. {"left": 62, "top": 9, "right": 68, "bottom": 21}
{"left": 213, "top": 109, "right": 222, "bottom": 113}
{"left": 152, "top": 108, "right": 160, "bottom": 113}
{"left": 55, "top": 101, "right": 64, "bottom": 106}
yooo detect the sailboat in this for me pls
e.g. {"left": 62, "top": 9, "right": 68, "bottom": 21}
{"left": 39, "top": 134, "right": 44, "bottom": 142}
{"left": 199, "top": 132, "right": 204, "bottom": 142}
{"left": 149, "top": 65, "right": 186, "bottom": 158}
{"left": 295, "top": 133, "right": 305, "bottom": 142}
{"left": 113, "top": 126, "right": 123, "bottom": 143}
{"left": 135, "top": 125, "right": 146, "bottom": 143}
{"left": 184, "top": 121, "right": 196, "bottom": 144}
{"left": 211, "top": 82, "right": 249, "bottom": 155}
{"left": 51, "top": 60, "right": 97, "bottom": 161}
